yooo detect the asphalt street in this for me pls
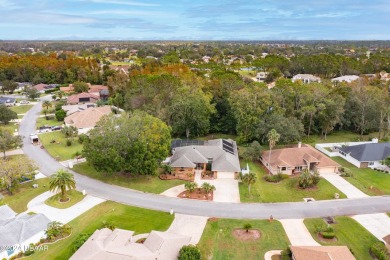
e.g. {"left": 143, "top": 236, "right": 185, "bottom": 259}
{"left": 19, "top": 99, "right": 390, "bottom": 219}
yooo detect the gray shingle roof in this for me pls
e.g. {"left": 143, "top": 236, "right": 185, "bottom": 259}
{"left": 0, "top": 213, "right": 50, "bottom": 249}
{"left": 0, "top": 205, "right": 16, "bottom": 221}
{"left": 339, "top": 142, "right": 390, "bottom": 162}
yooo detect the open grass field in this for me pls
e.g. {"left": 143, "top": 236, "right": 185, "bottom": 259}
{"left": 239, "top": 162, "right": 347, "bottom": 202}
{"left": 1, "top": 178, "right": 50, "bottom": 213}
{"left": 197, "top": 218, "right": 289, "bottom": 260}
{"left": 39, "top": 131, "right": 83, "bottom": 161}
{"left": 73, "top": 162, "right": 186, "bottom": 194}
{"left": 36, "top": 116, "right": 62, "bottom": 128}
{"left": 9, "top": 104, "right": 33, "bottom": 114}
{"left": 30, "top": 201, "right": 174, "bottom": 260}
{"left": 304, "top": 217, "right": 380, "bottom": 260}
{"left": 332, "top": 157, "right": 390, "bottom": 195}
{"left": 45, "top": 190, "right": 86, "bottom": 209}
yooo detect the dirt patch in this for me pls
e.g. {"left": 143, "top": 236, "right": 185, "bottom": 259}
{"left": 59, "top": 197, "right": 70, "bottom": 203}
{"left": 159, "top": 174, "right": 194, "bottom": 182}
{"left": 232, "top": 229, "right": 261, "bottom": 241}
{"left": 317, "top": 233, "right": 338, "bottom": 242}
{"left": 178, "top": 188, "right": 213, "bottom": 201}
{"left": 208, "top": 217, "right": 219, "bottom": 222}
{"left": 368, "top": 186, "right": 384, "bottom": 195}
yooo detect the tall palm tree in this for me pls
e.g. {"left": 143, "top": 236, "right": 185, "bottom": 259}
{"left": 49, "top": 169, "right": 76, "bottom": 202}
{"left": 267, "top": 129, "right": 280, "bottom": 174}
{"left": 42, "top": 100, "right": 52, "bottom": 117}
{"left": 241, "top": 172, "right": 257, "bottom": 195}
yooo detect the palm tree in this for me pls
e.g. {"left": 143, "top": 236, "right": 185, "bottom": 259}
{"left": 57, "top": 91, "right": 64, "bottom": 100}
{"left": 49, "top": 169, "right": 76, "bottom": 202}
{"left": 201, "top": 182, "right": 216, "bottom": 196}
{"left": 42, "top": 100, "right": 52, "bottom": 117}
{"left": 241, "top": 172, "right": 257, "bottom": 195}
{"left": 184, "top": 182, "right": 198, "bottom": 193}
{"left": 267, "top": 129, "right": 280, "bottom": 174}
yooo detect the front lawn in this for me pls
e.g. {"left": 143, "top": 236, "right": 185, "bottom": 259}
{"left": 1, "top": 178, "right": 50, "bottom": 213}
{"left": 332, "top": 157, "right": 390, "bottom": 195}
{"left": 39, "top": 131, "right": 83, "bottom": 161}
{"left": 197, "top": 218, "right": 289, "bottom": 260}
{"left": 9, "top": 105, "right": 33, "bottom": 114}
{"left": 36, "top": 116, "right": 63, "bottom": 128}
{"left": 239, "top": 162, "right": 347, "bottom": 202}
{"left": 29, "top": 201, "right": 174, "bottom": 260}
{"left": 0, "top": 123, "right": 18, "bottom": 133}
{"left": 44, "top": 190, "right": 86, "bottom": 209}
{"left": 73, "top": 162, "right": 186, "bottom": 194}
{"left": 304, "top": 217, "right": 380, "bottom": 260}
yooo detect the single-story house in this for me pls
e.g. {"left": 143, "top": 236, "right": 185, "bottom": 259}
{"left": 66, "top": 92, "right": 99, "bottom": 105}
{"left": 331, "top": 75, "right": 359, "bottom": 84}
{"left": 290, "top": 246, "right": 355, "bottom": 260}
{"left": 338, "top": 142, "right": 390, "bottom": 168}
{"left": 60, "top": 83, "right": 109, "bottom": 97}
{"left": 33, "top": 83, "right": 58, "bottom": 94}
{"left": 261, "top": 143, "right": 340, "bottom": 175}
{"left": 292, "top": 74, "right": 321, "bottom": 84}
{"left": 70, "top": 228, "right": 191, "bottom": 260}
{"left": 62, "top": 103, "right": 97, "bottom": 116}
{"left": 0, "top": 96, "right": 16, "bottom": 106}
{"left": 168, "top": 139, "right": 241, "bottom": 178}
{"left": 0, "top": 206, "right": 50, "bottom": 259}
{"left": 64, "top": 106, "right": 111, "bottom": 134}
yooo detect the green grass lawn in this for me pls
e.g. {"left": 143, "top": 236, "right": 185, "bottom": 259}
{"left": 1, "top": 178, "right": 50, "bottom": 213}
{"left": 45, "top": 190, "right": 86, "bottom": 209}
{"left": 39, "top": 131, "right": 83, "bottom": 161}
{"left": 73, "top": 162, "right": 186, "bottom": 194}
{"left": 197, "top": 218, "right": 289, "bottom": 260}
{"left": 9, "top": 105, "right": 33, "bottom": 114}
{"left": 36, "top": 116, "right": 63, "bottom": 128}
{"left": 239, "top": 162, "right": 347, "bottom": 202}
{"left": 302, "top": 131, "right": 379, "bottom": 146}
{"left": 0, "top": 123, "right": 18, "bottom": 133}
{"left": 304, "top": 217, "right": 380, "bottom": 260}
{"left": 332, "top": 157, "right": 390, "bottom": 195}
{"left": 30, "top": 201, "right": 174, "bottom": 260}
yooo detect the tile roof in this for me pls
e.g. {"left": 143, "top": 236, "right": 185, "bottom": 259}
{"left": 169, "top": 139, "right": 241, "bottom": 172}
{"left": 339, "top": 142, "right": 390, "bottom": 162}
{"left": 33, "top": 83, "right": 49, "bottom": 91}
{"left": 290, "top": 246, "right": 356, "bottom": 260}
{"left": 0, "top": 213, "right": 50, "bottom": 249}
{"left": 64, "top": 106, "right": 111, "bottom": 129}
{"left": 67, "top": 92, "right": 99, "bottom": 105}
{"left": 262, "top": 144, "right": 340, "bottom": 169}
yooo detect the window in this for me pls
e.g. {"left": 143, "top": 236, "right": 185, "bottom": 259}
{"left": 281, "top": 167, "right": 286, "bottom": 171}
{"left": 368, "top": 162, "right": 374, "bottom": 166}
{"left": 295, "top": 166, "right": 303, "bottom": 171}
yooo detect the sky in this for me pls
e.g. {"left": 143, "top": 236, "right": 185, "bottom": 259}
{"left": 0, "top": 0, "right": 389, "bottom": 40}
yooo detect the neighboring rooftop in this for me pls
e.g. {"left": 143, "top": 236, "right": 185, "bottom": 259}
{"left": 290, "top": 246, "right": 356, "bottom": 260}
{"left": 70, "top": 228, "right": 191, "bottom": 260}
{"left": 339, "top": 142, "right": 390, "bottom": 162}
{"left": 169, "top": 139, "right": 241, "bottom": 172}
{"left": 62, "top": 103, "right": 97, "bottom": 115}
{"left": 292, "top": 74, "right": 321, "bottom": 83}
{"left": 0, "top": 205, "right": 17, "bottom": 221}
{"left": 64, "top": 106, "right": 111, "bottom": 129}
{"left": 67, "top": 92, "right": 99, "bottom": 105}
{"left": 331, "top": 75, "right": 360, "bottom": 83}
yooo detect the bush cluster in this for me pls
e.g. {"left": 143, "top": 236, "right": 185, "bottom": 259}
{"left": 370, "top": 242, "right": 390, "bottom": 260}
{"left": 178, "top": 245, "right": 202, "bottom": 260}
{"left": 298, "top": 170, "right": 320, "bottom": 189}
{"left": 264, "top": 173, "right": 289, "bottom": 183}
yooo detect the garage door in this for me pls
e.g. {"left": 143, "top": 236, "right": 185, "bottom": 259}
{"left": 217, "top": 172, "right": 235, "bottom": 179}
{"left": 317, "top": 167, "right": 337, "bottom": 174}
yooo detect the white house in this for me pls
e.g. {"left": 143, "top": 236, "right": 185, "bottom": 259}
{"left": 292, "top": 74, "right": 321, "bottom": 84}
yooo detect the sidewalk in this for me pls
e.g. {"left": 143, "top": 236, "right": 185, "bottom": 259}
{"left": 3, "top": 149, "right": 24, "bottom": 156}
{"left": 320, "top": 173, "right": 368, "bottom": 198}
{"left": 279, "top": 219, "right": 320, "bottom": 246}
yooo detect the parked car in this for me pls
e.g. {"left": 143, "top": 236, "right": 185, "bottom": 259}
{"left": 20, "top": 100, "right": 30, "bottom": 104}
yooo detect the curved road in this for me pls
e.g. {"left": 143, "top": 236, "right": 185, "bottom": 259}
{"left": 20, "top": 100, "right": 390, "bottom": 219}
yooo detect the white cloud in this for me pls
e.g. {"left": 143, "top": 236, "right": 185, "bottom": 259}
{"left": 82, "top": 0, "right": 159, "bottom": 7}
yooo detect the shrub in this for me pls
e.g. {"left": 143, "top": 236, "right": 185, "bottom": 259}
{"left": 370, "top": 242, "right": 390, "bottom": 260}
{"left": 55, "top": 109, "right": 66, "bottom": 121}
{"left": 24, "top": 243, "right": 35, "bottom": 256}
{"left": 340, "top": 168, "right": 353, "bottom": 177}
{"left": 243, "top": 223, "right": 252, "bottom": 232}
{"left": 321, "top": 231, "right": 336, "bottom": 239}
{"left": 78, "top": 134, "right": 89, "bottom": 144}
{"left": 66, "top": 139, "right": 72, "bottom": 146}
{"left": 178, "top": 245, "right": 202, "bottom": 260}
{"left": 55, "top": 102, "right": 65, "bottom": 111}
{"left": 281, "top": 247, "right": 292, "bottom": 260}
{"left": 72, "top": 233, "right": 92, "bottom": 252}
{"left": 298, "top": 169, "right": 320, "bottom": 189}
{"left": 264, "top": 173, "right": 288, "bottom": 183}
{"left": 101, "top": 220, "right": 115, "bottom": 230}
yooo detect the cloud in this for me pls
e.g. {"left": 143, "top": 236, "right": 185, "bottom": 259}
{"left": 80, "top": 0, "right": 159, "bottom": 7}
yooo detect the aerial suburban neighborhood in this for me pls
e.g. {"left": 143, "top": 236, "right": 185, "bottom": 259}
{"left": 0, "top": 1, "right": 390, "bottom": 260}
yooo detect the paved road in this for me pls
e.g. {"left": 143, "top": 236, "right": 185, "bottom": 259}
{"left": 20, "top": 101, "right": 390, "bottom": 220}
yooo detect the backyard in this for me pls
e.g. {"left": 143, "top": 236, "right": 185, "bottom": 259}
{"left": 1, "top": 178, "right": 50, "bottom": 213}
{"left": 39, "top": 131, "right": 83, "bottom": 161}
{"left": 197, "top": 218, "right": 289, "bottom": 260}
{"left": 332, "top": 157, "right": 390, "bottom": 195}
{"left": 304, "top": 216, "right": 381, "bottom": 260}
{"left": 239, "top": 162, "right": 347, "bottom": 202}
{"left": 73, "top": 162, "right": 186, "bottom": 194}
{"left": 29, "top": 201, "right": 174, "bottom": 260}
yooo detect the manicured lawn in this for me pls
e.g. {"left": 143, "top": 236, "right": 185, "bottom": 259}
{"left": 302, "top": 131, "right": 378, "bottom": 146}
{"left": 239, "top": 162, "right": 347, "bottom": 202}
{"left": 332, "top": 157, "right": 390, "bottom": 195}
{"left": 1, "top": 178, "right": 50, "bottom": 213}
{"left": 30, "top": 201, "right": 174, "bottom": 260}
{"left": 36, "top": 116, "right": 63, "bottom": 128}
{"left": 45, "top": 190, "right": 86, "bottom": 209}
{"left": 197, "top": 218, "right": 289, "bottom": 260}
{"left": 0, "top": 123, "right": 19, "bottom": 133}
{"left": 39, "top": 131, "right": 83, "bottom": 161}
{"left": 304, "top": 217, "right": 380, "bottom": 260}
{"left": 9, "top": 105, "right": 33, "bottom": 114}
{"left": 73, "top": 162, "right": 186, "bottom": 194}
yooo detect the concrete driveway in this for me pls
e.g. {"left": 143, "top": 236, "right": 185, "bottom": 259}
{"left": 194, "top": 171, "right": 240, "bottom": 203}
{"left": 352, "top": 213, "right": 390, "bottom": 242}
{"left": 320, "top": 173, "right": 368, "bottom": 198}
{"left": 279, "top": 219, "right": 320, "bottom": 246}
{"left": 167, "top": 213, "right": 208, "bottom": 244}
